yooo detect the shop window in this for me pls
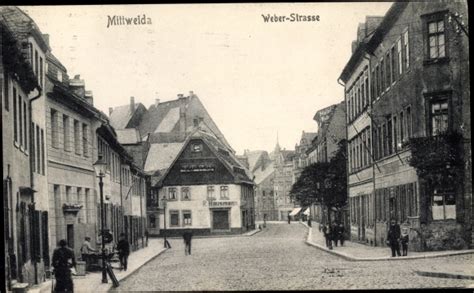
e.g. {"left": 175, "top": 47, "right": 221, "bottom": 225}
{"left": 183, "top": 211, "right": 192, "bottom": 226}
{"left": 169, "top": 211, "right": 179, "bottom": 227}
{"left": 432, "top": 188, "right": 456, "bottom": 220}
{"left": 181, "top": 187, "right": 191, "bottom": 200}
{"left": 430, "top": 99, "right": 449, "bottom": 135}
{"left": 207, "top": 186, "right": 215, "bottom": 200}
{"left": 168, "top": 187, "right": 177, "bottom": 200}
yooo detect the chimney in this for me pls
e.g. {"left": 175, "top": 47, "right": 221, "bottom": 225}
{"left": 84, "top": 91, "right": 93, "bottom": 105}
{"left": 179, "top": 94, "right": 186, "bottom": 133}
{"left": 109, "top": 107, "right": 114, "bottom": 116}
{"left": 155, "top": 99, "right": 160, "bottom": 107}
{"left": 189, "top": 91, "right": 194, "bottom": 97}
{"left": 42, "top": 34, "right": 50, "bottom": 47}
{"left": 69, "top": 75, "right": 85, "bottom": 99}
{"left": 130, "top": 96, "right": 135, "bottom": 113}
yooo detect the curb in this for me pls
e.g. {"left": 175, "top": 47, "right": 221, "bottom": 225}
{"left": 301, "top": 222, "right": 474, "bottom": 262}
{"left": 415, "top": 271, "right": 474, "bottom": 280}
{"left": 116, "top": 248, "right": 169, "bottom": 284}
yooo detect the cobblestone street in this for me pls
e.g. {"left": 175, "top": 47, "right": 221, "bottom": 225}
{"left": 116, "top": 224, "right": 473, "bottom": 290}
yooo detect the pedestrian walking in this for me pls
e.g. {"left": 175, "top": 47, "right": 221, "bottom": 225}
{"left": 387, "top": 219, "right": 401, "bottom": 257}
{"left": 331, "top": 222, "right": 339, "bottom": 247}
{"left": 52, "top": 239, "right": 76, "bottom": 292}
{"left": 183, "top": 230, "right": 193, "bottom": 255}
{"left": 80, "top": 237, "right": 98, "bottom": 272}
{"left": 338, "top": 223, "right": 345, "bottom": 246}
{"left": 322, "top": 224, "right": 333, "bottom": 250}
{"left": 145, "top": 229, "right": 149, "bottom": 247}
{"left": 400, "top": 227, "right": 409, "bottom": 256}
{"left": 117, "top": 233, "right": 130, "bottom": 271}
{"left": 287, "top": 214, "right": 291, "bottom": 224}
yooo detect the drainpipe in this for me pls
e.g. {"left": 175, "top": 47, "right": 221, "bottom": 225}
{"left": 337, "top": 77, "right": 349, "bottom": 241}
{"left": 29, "top": 86, "right": 42, "bottom": 285}
{"left": 362, "top": 53, "right": 377, "bottom": 246}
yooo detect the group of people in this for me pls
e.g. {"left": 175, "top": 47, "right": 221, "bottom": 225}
{"left": 53, "top": 233, "right": 131, "bottom": 292}
{"left": 321, "top": 222, "right": 345, "bottom": 249}
{"left": 387, "top": 219, "right": 409, "bottom": 257}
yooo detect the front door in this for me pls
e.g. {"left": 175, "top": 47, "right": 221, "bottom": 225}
{"left": 212, "top": 210, "right": 229, "bottom": 230}
{"left": 67, "top": 224, "right": 74, "bottom": 249}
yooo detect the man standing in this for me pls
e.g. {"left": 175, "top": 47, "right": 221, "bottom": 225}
{"left": 287, "top": 213, "right": 291, "bottom": 224}
{"left": 183, "top": 230, "right": 193, "bottom": 256}
{"left": 80, "top": 237, "right": 97, "bottom": 272}
{"left": 52, "top": 239, "right": 76, "bottom": 292}
{"left": 337, "top": 223, "right": 345, "bottom": 246}
{"left": 145, "top": 229, "right": 149, "bottom": 247}
{"left": 322, "top": 224, "right": 333, "bottom": 250}
{"left": 387, "top": 219, "right": 401, "bottom": 257}
{"left": 117, "top": 233, "right": 130, "bottom": 271}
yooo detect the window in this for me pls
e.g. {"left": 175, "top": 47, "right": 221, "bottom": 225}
{"left": 168, "top": 187, "right": 177, "bottom": 200}
{"left": 63, "top": 115, "right": 70, "bottom": 151}
{"left": 23, "top": 100, "right": 28, "bottom": 151}
{"left": 387, "top": 118, "right": 393, "bottom": 155}
{"left": 4, "top": 72, "right": 9, "bottom": 111}
{"left": 35, "top": 50, "right": 38, "bottom": 78}
{"left": 39, "top": 57, "right": 43, "bottom": 88}
{"left": 427, "top": 19, "right": 445, "bottom": 59}
{"left": 391, "top": 46, "right": 397, "bottom": 83}
{"left": 74, "top": 120, "right": 81, "bottom": 155}
{"left": 66, "top": 186, "right": 72, "bottom": 203}
{"left": 169, "top": 210, "right": 179, "bottom": 227}
{"left": 41, "top": 129, "right": 45, "bottom": 175}
{"left": 82, "top": 124, "right": 89, "bottom": 156}
{"left": 220, "top": 186, "right": 229, "bottom": 199}
{"left": 191, "top": 143, "right": 202, "bottom": 153}
{"left": 51, "top": 109, "right": 59, "bottom": 148}
{"left": 403, "top": 30, "right": 410, "bottom": 69}
{"left": 36, "top": 125, "right": 41, "bottom": 172}
{"left": 400, "top": 111, "right": 405, "bottom": 144}
{"left": 19, "top": 95, "right": 23, "bottom": 147}
{"left": 385, "top": 52, "right": 391, "bottom": 89}
{"left": 432, "top": 188, "right": 455, "bottom": 220}
{"left": 406, "top": 106, "right": 413, "bottom": 138}
{"left": 207, "top": 186, "right": 215, "bottom": 200}
{"left": 430, "top": 99, "right": 449, "bottom": 135}
{"left": 380, "top": 58, "right": 385, "bottom": 92}
{"left": 397, "top": 38, "right": 403, "bottom": 75}
{"left": 149, "top": 214, "right": 156, "bottom": 228}
{"left": 393, "top": 115, "right": 398, "bottom": 151}
{"left": 13, "top": 88, "right": 18, "bottom": 143}
{"left": 57, "top": 70, "right": 63, "bottom": 82}
{"left": 181, "top": 187, "right": 190, "bottom": 200}
{"left": 183, "top": 211, "right": 192, "bottom": 226}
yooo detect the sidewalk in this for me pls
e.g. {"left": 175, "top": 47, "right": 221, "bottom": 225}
{"left": 303, "top": 222, "right": 474, "bottom": 262}
{"left": 27, "top": 239, "right": 168, "bottom": 293}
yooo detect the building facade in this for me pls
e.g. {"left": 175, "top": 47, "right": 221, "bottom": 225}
{"left": 340, "top": 0, "right": 471, "bottom": 251}
{"left": 272, "top": 143, "right": 296, "bottom": 221}
{"left": 154, "top": 130, "right": 255, "bottom": 236}
{"left": 2, "top": 6, "right": 51, "bottom": 289}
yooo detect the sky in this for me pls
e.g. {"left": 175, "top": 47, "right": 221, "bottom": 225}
{"left": 20, "top": 3, "right": 392, "bottom": 155}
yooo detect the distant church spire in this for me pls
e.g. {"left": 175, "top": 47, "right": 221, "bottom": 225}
{"left": 274, "top": 131, "right": 281, "bottom": 152}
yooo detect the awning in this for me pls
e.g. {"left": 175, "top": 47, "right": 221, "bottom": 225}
{"left": 303, "top": 208, "right": 310, "bottom": 216}
{"left": 289, "top": 207, "right": 302, "bottom": 216}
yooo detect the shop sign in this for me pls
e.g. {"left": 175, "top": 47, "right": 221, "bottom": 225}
{"left": 206, "top": 201, "right": 237, "bottom": 207}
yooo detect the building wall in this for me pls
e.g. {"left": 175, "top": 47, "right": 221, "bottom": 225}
{"left": 157, "top": 184, "right": 249, "bottom": 235}
{"left": 255, "top": 174, "right": 277, "bottom": 221}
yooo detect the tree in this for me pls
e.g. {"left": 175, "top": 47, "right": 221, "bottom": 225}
{"left": 290, "top": 140, "right": 347, "bottom": 224}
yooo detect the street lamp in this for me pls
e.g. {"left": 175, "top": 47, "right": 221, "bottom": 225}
{"left": 93, "top": 154, "right": 108, "bottom": 284}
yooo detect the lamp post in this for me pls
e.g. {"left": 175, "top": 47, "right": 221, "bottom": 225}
{"left": 162, "top": 195, "right": 168, "bottom": 247}
{"left": 93, "top": 154, "right": 108, "bottom": 284}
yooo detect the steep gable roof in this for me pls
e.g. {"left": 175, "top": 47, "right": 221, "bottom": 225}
{"left": 116, "top": 128, "right": 141, "bottom": 145}
{"left": 155, "top": 129, "right": 253, "bottom": 186}
{"left": 253, "top": 162, "right": 275, "bottom": 185}
{"left": 0, "top": 6, "right": 50, "bottom": 52}
{"left": 138, "top": 93, "right": 234, "bottom": 152}
{"left": 109, "top": 103, "right": 146, "bottom": 130}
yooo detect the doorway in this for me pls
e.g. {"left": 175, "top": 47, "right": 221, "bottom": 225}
{"left": 212, "top": 210, "right": 229, "bottom": 230}
{"left": 67, "top": 224, "right": 74, "bottom": 249}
